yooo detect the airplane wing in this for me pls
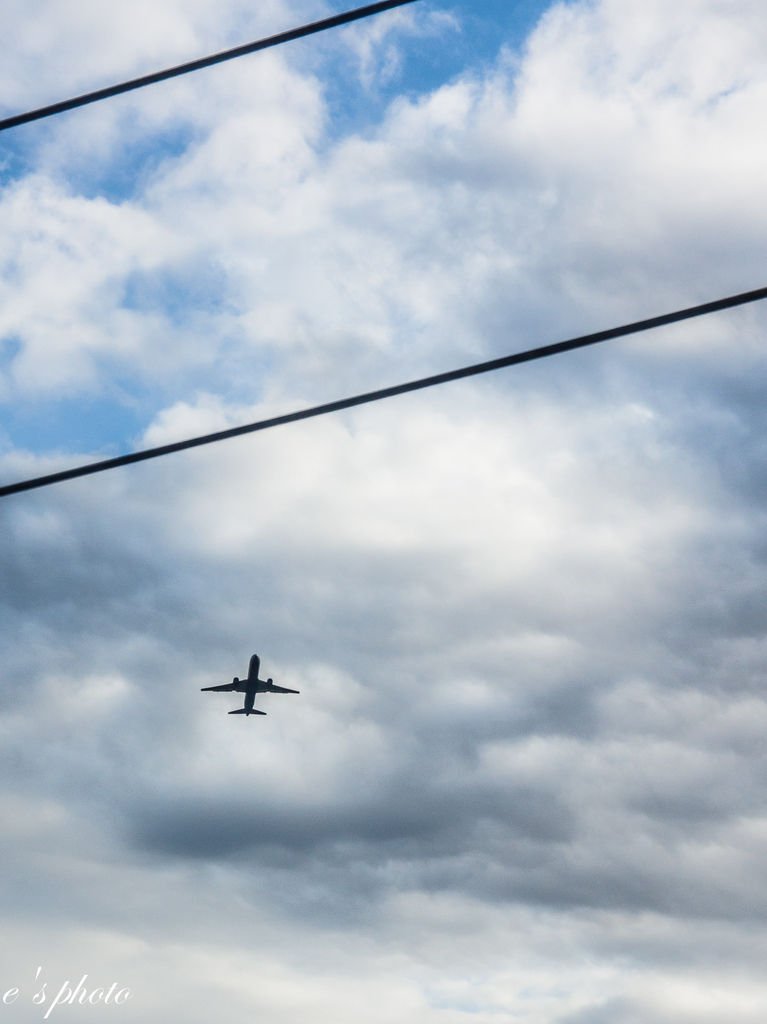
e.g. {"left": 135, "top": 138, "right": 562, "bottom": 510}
{"left": 229, "top": 708, "right": 267, "bottom": 715}
{"left": 201, "top": 682, "right": 237, "bottom": 692}
{"left": 270, "top": 685, "right": 300, "bottom": 694}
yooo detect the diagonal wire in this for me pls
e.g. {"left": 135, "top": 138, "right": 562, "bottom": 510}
{"left": 0, "top": 0, "right": 423, "bottom": 133}
{"left": 2, "top": 285, "right": 766, "bottom": 499}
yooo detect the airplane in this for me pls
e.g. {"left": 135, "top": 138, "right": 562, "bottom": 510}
{"left": 201, "top": 653, "right": 299, "bottom": 716}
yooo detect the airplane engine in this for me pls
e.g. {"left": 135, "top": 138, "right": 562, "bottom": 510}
{"left": 232, "top": 677, "right": 239, "bottom": 685}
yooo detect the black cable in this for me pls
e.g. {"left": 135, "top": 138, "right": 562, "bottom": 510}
{"left": 0, "top": 0, "right": 423, "bottom": 133}
{"left": 2, "top": 285, "right": 765, "bottom": 499}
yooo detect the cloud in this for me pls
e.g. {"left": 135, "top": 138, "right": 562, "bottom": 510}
{"left": 2, "top": 0, "right": 767, "bottom": 1021}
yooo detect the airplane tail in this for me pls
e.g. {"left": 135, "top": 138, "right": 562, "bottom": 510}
{"left": 228, "top": 708, "right": 267, "bottom": 716}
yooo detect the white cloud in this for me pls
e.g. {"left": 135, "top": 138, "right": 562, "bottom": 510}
{"left": 5, "top": 0, "right": 767, "bottom": 403}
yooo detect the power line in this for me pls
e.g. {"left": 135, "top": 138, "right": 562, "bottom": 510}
{"left": 0, "top": 0, "right": 423, "bottom": 133}
{"left": 2, "top": 285, "right": 765, "bottom": 499}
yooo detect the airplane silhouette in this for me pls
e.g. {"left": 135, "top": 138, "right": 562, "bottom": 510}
{"left": 201, "top": 653, "right": 299, "bottom": 716}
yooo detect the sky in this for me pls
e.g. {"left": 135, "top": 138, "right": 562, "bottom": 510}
{"left": 1, "top": 0, "right": 767, "bottom": 1021}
